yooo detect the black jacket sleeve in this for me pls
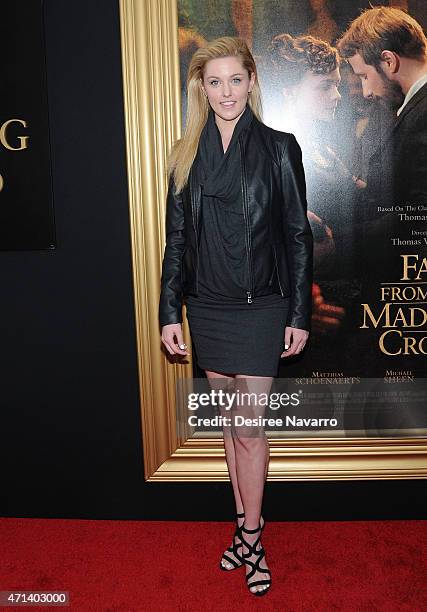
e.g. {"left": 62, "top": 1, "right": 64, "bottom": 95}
{"left": 158, "top": 176, "right": 186, "bottom": 328}
{"left": 280, "top": 134, "right": 314, "bottom": 331}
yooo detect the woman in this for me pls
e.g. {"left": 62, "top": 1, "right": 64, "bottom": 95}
{"left": 267, "top": 33, "right": 363, "bottom": 279}
{"left": 265, "top": 34, "right": 369, "bottom": 374}
{"left": 159, "top": 37, "right": 313, "bottom": 596}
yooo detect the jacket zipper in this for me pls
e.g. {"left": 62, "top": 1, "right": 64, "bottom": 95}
{"left": 238, "top": 138, "right": 254, "bottom": 304}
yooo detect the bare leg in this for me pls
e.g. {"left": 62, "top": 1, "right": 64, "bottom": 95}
{"left": 205, "top": 370, "right": 247, "bottom": 570}
{"left": 232, "top": 374, "right": 273, "bottom": 593}
{"left": 205, "top": 369, "right": 243, "bottom": 515}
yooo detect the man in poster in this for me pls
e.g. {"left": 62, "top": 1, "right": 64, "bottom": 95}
{"left": 338, "top": 6, "right": 427, "bottom": 225}
{"left": 337, "top": 6, "right": 427, "bottom": 378}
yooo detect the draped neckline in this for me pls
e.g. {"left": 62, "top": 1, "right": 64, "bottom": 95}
{"left": 193, "top": 104, "right": 254, "bottom": 202}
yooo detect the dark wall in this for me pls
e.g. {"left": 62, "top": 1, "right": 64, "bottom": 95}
{"left": 0, "top": 0, "right": 425, "bottom": 521}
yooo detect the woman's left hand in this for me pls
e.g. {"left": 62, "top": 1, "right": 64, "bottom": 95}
{"left": 281, "top": 326, "right": 309, "bottom": 358}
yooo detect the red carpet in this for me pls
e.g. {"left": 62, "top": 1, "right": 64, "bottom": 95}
{"left": 0, "top": 518, "right": 426, "bottom": 611}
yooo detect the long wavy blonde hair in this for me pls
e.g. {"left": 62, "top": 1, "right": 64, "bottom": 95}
{"left": 168, "top": 36, "right": 263, "bottom": 193}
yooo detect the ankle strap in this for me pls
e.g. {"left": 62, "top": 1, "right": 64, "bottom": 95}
{"left": 241, "top": 523, "right": 262, "bottom": 533}
{"left": 236, "top": 512, "right": 245, "bottom": 518}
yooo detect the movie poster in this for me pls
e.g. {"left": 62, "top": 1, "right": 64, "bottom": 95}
{"left": 177, "top": 1, "right": 426, "bottom": 436}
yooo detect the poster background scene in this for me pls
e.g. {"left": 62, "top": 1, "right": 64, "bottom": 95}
{"left": 177, "top": 0, "right": 427, "bottom": 436}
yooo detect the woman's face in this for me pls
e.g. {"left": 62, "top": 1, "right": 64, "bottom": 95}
{"left": 201, "top": 56, "right": 255, "bottom": 126}
{"left": 287, "top": 66, "right": 342, "bottom": 123}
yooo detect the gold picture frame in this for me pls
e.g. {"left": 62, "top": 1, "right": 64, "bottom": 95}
{"left": 118, "top": 0, "right": 427, "bottom": 482}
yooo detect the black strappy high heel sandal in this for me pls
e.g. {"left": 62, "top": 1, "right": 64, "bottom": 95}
{"left": 240, "top": 522, "right": 272, "bottom": 595}
{"left": 220, "top": 511, "right": 245, "bottom": 570}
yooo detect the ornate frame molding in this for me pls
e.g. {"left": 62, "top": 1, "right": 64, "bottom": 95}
{"left": 118, "top": 0, "right": 427, "bottom": 481}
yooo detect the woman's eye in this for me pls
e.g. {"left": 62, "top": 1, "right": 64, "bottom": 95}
{"left": 209, "top": 80, "right": 219, "bottom": 86}
{"left": 232, "top": 78, "right": 242, "bottom": 84}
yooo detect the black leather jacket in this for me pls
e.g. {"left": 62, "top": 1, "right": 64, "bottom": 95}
{"left": 159, "top": 115, "right": 313, "bottom": 330}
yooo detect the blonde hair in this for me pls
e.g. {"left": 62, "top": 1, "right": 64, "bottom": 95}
{"left": 168, "top": 36, "right": 263, "bottom": 193}
{"left": 337, "top": 7, "right": 427, "bottom": 69}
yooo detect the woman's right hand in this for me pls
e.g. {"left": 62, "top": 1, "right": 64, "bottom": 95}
{"left": 161, "top": 323, "right": 190, "bottom": 356}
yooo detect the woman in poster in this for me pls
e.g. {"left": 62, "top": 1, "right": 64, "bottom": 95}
{"left": 268, "top": 33, "right": 362, "bottom": 276}
{"left": 159, "top": 36, "right": 313, "bottom": 595}
{"left": 266, "top": 34, "right": 366, "bottom": 373}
